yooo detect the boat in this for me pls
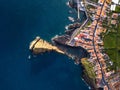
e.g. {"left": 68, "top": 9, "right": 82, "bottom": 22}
{"left": 28, "top": 55, "right": 31, "bottom": 59}
{"left": 68, "top": 16, "right": 75, "bottom": 22}
{"left": 68, "top": 10, "right": 73, "bottom": 14}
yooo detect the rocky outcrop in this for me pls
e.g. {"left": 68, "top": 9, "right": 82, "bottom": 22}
{"left": 29, "top": 36, "right": 64, "bottom": 54}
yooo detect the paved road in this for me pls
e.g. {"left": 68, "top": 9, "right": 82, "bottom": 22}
{"left": 68, "top": 18, "right": 89, "bottom": 45}
{"left": 69, "top": 0, "right": 111, "bottom": 89}
{"left": 68, "top": 0, "right": 111, "bottom": 88}
{"left": 67, "top": 0, "right": 89, "bottom": 45}
{"left": 92, "top": 0, "right": 111, "bottom": 89}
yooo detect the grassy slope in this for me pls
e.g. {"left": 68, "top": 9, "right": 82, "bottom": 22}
{"left": 103, "top": 14, "right": 120, "bottom": 70}
{"left": 81, "top": 59, "right": 96, "bottom": 80}
{"left": 104, "top": 32, "right": 116, "bottom": 48}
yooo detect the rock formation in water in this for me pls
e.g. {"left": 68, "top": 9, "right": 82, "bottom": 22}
{"left": 29, "top": 36, "right": 64, "bottom": 54}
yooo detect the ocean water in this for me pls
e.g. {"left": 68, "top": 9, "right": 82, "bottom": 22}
{"left": 0, "top": 0, "right": 89, "bottom": 90}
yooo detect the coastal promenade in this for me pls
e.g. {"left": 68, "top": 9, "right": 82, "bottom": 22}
{"left": 67, "top": 18, "right": 89, "bottom": 45}
{"left": 67, "top": 0, "right": 89, "bottom": 45}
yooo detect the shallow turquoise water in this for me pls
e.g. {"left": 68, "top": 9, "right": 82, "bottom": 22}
{"left": 0, "top": 0, "right": 89, "bottom": 90}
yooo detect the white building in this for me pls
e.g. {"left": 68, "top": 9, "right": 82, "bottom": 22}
{"left": 112, "top": 0, "right": 119, "bottom": 4}
{"left": 111, "top": 5, "right": 116, "bottom": 11}
{"left": 111, "top": 0, "right": 119, "bottom": 11}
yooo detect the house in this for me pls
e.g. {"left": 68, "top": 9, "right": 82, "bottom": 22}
{"left": 111, "top": 4, "right": 116, "bottom": 11}
{"left": 110, "top": 0, "right": 119, "bottom": 11}
{"left": 111, "top": 20, "right": 117, "bottom": 25}
{"left": 112, "top": 0, "right": 119, "bottom": 4}
{"left": 112, "top": 13, "right": 119, "bottom": 19}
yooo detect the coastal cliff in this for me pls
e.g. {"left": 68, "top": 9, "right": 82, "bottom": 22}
{"left": 30, "top": 36, "right": 89, "bottom": 61}
{"left": 29, "top": 36, "right": 64, "bottom": 54}
{"left": 29, "top": 36, "right": 97, "bottom": 89}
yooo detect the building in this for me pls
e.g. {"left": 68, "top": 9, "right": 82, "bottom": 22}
{"left": 111, "top": 20, "right": 117, "bottom": 25}
{"left": 111, "top": 4, "right": 116, "bottom": 11}
{"left": 110, "top": 0, "right": 119, "bottom": 11}
{"left": 112, "top": 13, "right": 119, "bottom": 19}
{"left": 112, "top": 0, "right": 119, "bottom": 4}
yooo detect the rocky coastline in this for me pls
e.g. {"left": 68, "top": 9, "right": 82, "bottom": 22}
{"left": 29, "top": 0, "right": 118, "bottom": 89}
{"left": 29, "top": 0, "right": 96, "bottom": 89}
{"left": 29, "top": 25, "right": 98, "bottom": 89}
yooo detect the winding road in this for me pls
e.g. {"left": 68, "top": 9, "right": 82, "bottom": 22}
{"left": 68, "top": 0, "right": 111, "bottom": 89}
{"left": 91, "top": 0, "right": 110, "bottom": 89}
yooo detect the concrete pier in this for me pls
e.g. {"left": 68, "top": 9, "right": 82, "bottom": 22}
{"left": 29, "top": 36, "right": 64, "bottom": 54}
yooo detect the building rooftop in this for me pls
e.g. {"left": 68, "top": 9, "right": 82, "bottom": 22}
{"left": 111, "top": 20, "right": 117, "bottom": 25}
{"left": 112, "top": 0, "right": 119, "bottom": 4}
{"left": 111, "top": 5, "right": 116, "bottom": 11}
{"left": 112, "top": 13, "right": 119, "bottom": 19}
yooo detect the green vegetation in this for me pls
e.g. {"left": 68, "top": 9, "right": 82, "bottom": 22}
{"left": 81, "top": 59, "right": 96, "bottom": 80}
{"left": 105, "top": 49, "right": 117, "bottom": 70}
{"left": 91, "top": 0, "right": 98, "bottom": 3}
{"left": 104, "top": 32, "right": 116, "bottom": 48}
{"left": 118, "top": 17, "right": 120, "bottom": 33}
{"left": 115, "top": 6, "right": 120, "bottom": 13}
{"left": 102, "top": 18, "right": 109, "bottom": 28}
{"left": 117, "top": 36, "right": 120, "bottom": 48}
{"left": 86, "top": 4, "right": 96, "bottom": 10}
{"left": 103, "top": 16, "right": 120, "bottom": 71}
{"left": 84, "top": 19, "right": 92, "bottom": 29}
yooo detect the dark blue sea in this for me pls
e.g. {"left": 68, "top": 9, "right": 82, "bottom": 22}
{"left": 0, "top": 0, "right": 89, "bottom": 90}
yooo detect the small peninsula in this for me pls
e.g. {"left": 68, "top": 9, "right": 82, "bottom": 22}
{"left": 29, "top": 36, "right": 64, "bottom": 54}
{"left": 29, "top": 0, "right": 120, "bottom": 90}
